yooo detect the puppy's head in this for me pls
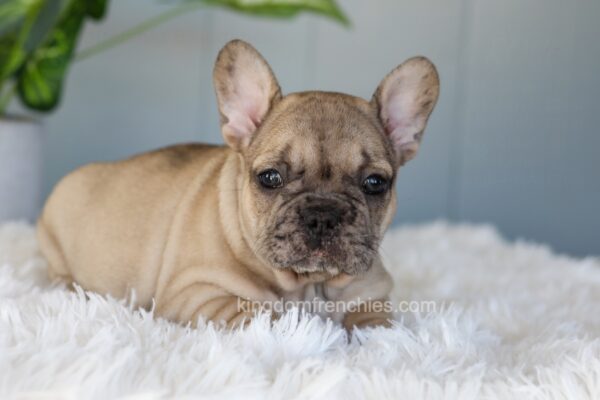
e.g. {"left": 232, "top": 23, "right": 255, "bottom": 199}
{"left": 214, "top": 40, "right": 439, "bottom": 277}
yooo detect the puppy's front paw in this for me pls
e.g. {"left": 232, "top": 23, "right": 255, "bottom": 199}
{"left": 343, "top": 308, "right": 393, "bottom": 332}
{"left": 353, "top": 317, "right": 393, "bottom": 330}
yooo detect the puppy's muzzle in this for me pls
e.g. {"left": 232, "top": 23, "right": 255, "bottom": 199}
{"left": 298, "top": 199, "right": 350, "bottom": 250}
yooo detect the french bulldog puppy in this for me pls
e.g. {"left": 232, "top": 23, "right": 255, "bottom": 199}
{"left": 37, "top": 40, "right": 439, "bottom": 330}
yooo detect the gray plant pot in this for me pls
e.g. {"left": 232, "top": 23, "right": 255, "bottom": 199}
{"left": 0, "top": 117, "right": 43, "bottom": 223}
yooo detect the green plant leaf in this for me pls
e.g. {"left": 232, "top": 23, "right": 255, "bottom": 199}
{"left": 16, "top": 1, "right": 87, "bottom": 111}
{"left": 12, "top": 0, "right": 109, "bottom": 111}
{"left": 0, "top": 0, "right": 44, "bottom": 81}
{"left": 197, "top": 0, "right": 349, "bottom": 25}
{"left": 24, "top": 0, "right": 67, "bottom": 53}
{"left": 86, "top": 0, "right": 108, "bottom": 20}
{"left": 0, "top": 1, "right": 26, "bottom": 35}
{"left": 0, "top": 30, "right": 25, "bottom": 79}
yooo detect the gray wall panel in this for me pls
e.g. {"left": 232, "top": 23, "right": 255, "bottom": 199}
{"left": 457, "top": 0, "right": 600, "bottom": 255}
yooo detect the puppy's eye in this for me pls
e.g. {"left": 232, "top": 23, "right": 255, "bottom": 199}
{"left": 362, "top": 174, "right": 389, "bottom": 195}
{"left": 258, "top": 169, "right": 284, "bottom": 189}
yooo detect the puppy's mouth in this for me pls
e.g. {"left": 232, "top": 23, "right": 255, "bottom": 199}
{"left": 285, "top": 250, "right": 343, "bottom": 275}
{"left": 264, "top": 231, "right": 377, "bottom": 276}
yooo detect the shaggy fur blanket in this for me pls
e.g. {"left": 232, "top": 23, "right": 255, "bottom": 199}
{"left": 0, "top": 221, "right": 599, "bottom": 399}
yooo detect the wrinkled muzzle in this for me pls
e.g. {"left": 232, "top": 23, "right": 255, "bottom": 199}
{"left": 260, "top": 193, "right": 378, "bottom": 276}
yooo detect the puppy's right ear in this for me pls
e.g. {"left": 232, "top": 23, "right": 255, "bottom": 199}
{"left": 213, "top": 40, "right": 282, "bottom": 151}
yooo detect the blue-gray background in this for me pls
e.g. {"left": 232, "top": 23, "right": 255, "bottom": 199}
{"left": 16, "top": 0, "right": 600, "bottom": 256}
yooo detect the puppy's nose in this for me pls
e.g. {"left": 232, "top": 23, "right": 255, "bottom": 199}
{"left": 299, "top": 205, "right": 342, "bottom": 249}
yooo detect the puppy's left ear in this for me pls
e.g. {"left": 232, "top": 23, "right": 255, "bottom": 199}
{"left": 372, "top": 57, "right": 440, "bottom": 166}
{"left": 213, "top": 40, "right": 282, "bottom": 151}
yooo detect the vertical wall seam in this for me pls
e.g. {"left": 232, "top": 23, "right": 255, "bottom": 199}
{"left": 196, "top": 9, "right": 216, "bottom": 137}
{"left": 447, "top": 0, "right": 474, "bottom": 220}
{"left": 304, "top": 16, "right": 319, "bottom": 90}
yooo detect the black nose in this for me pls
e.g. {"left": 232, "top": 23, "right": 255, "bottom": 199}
{"left": 299, "top": 205, "right": 342, "bottom": 249}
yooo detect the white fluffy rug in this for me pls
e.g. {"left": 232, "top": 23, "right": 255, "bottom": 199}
{"left": 1, "top": 221, "right": 599, "bottom": 399}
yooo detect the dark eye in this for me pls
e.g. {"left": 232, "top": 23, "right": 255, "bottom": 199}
{"left": 362, "top": 174, "right": 389, "bottom": 195}
{"left": 258, "top": 169, "right": 284, "bottom": 189}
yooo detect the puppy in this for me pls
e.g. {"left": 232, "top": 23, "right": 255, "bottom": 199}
{"left": 37, "top": 40, "right": 439, "bottom": 330}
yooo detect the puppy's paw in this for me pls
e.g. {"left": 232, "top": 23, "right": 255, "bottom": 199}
{"left": 343, "top": 310, "right": 393, "bottom": 332}
{"left": 354, "top": 317, "right": 393, "bottom": 330}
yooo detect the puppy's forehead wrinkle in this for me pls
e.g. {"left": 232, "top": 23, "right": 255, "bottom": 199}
{"left": 258, "top": 92, "right": 382, "bottom": 137}
{"left": 249, "top": 94, "right": 396, "bottom": 183}
{"left": 251, "top": 143, "right": 292, "bottom": 170}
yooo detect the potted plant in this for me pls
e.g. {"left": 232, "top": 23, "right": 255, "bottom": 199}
{"left": 0, "top": 0, "right": 346, "bottom": 222}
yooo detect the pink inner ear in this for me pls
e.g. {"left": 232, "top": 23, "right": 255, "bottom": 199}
{"left": 376, "top": 57, "right": 439, "bottom": 163}
{"left": 384, "top": 86, "right": 422, "bottom": 148}
{"left": 224, "top": 108, "right": 258, "bottom": 142}
{"left": 223, "top": 79, "right": 270, "bottom": 141}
